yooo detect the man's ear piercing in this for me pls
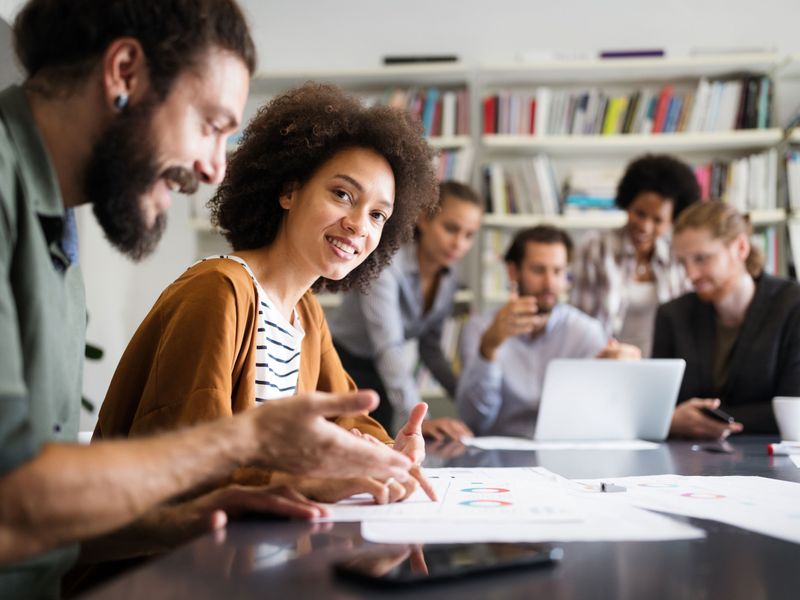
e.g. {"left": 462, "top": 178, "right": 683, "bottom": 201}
{"left": 114, "top": 94, "right": 129, "bottom": 111}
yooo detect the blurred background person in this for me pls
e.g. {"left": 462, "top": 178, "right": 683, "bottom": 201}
{"left": 458, "top": 226, "right": 639, "bottom": 438}
{"left": 329, "top": 181, "right": 483, "bottom": 439}
{"left": 653, "top": 200, "right": 800, "bottom": 438}
{"left": 571, "top": 154, "right": 700, "bottom": 357}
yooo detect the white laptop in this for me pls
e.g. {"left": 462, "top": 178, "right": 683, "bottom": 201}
{"left": 533, "top": 359, "right": 686, "bottom": 442}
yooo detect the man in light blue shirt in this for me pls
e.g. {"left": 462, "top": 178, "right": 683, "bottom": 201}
{"left": 457, "top": 226, "right": 639, "bottom": 438}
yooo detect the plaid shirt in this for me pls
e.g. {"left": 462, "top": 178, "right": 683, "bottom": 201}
{"left": 570, "top": 227, "right": 691, "bottom": 343}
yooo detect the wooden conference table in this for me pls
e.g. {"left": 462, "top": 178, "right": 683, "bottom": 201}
{"left": 81, "top": 436, "right": 800, "bottom": 599}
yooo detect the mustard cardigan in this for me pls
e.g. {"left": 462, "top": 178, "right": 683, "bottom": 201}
{"left": 94, "top": 258, "right": 391, "bottom": 458}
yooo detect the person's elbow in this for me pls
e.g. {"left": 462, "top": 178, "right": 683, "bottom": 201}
{"left": 455, "top": 390, "right": 488, "bottom": 435}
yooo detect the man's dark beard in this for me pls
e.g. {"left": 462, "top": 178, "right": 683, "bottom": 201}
{"left": 86, "top": 100, "right": 197, "bottom": 261}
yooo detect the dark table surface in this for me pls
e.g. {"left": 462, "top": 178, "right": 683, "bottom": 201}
{"left": 81, "top": 436, "right": 800, "bottom": 600}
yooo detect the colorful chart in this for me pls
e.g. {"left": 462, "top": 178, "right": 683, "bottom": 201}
{"left": 458, "top": 499, "right": 513, "bottom": 508}
{"left": 460, "top": 487, "right": 510, "bottom": 494}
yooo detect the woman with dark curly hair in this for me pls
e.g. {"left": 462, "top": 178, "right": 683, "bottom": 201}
{"left": 571, "top": 154, "right": 699, "bottom": 357}
{"left": 95, "top": 83, "right": 439, "bottom": 504}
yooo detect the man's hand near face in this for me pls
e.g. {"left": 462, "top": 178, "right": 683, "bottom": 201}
{"left": 479, "top": 284, "right": 547, "bottom": 362}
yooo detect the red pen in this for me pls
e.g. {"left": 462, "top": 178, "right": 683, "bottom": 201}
{"left": 767, "top": 442, "right": 800, "bottom": 456}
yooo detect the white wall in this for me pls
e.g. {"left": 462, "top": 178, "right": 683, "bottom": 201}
{"left": 245, "top": 0, "right": 798, "bottom": 70}
{"left": 0, "top": 14, "right": 21, "bottom": 86}
{"left": 2, "top": 1, "right": 799, "bottom": 430}
{"left": 76, "top": 203, "right": 198, "bottom": 430}
{"left": 0, "top": 0, "right": 18, "bottom": 20}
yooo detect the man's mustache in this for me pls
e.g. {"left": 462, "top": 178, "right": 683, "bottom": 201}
{"left": 162, "top": 166, "right": 199, "bottom": 195}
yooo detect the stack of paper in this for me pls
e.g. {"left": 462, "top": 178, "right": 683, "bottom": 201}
{"left": 575, "top": 474, "right": 800, "bottom": 544}
{"left": 461, "top": 437, "right": 659, "bottom": 451}
{"left": 319, "top": 468, "right": 704, "bottom": 544}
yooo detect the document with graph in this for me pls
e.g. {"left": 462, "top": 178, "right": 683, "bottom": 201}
{"left": 340, "top": 467, "right": 704, "bottom": 543}
{"left": 320, "top": 467, "right": 580, "bottom": 523}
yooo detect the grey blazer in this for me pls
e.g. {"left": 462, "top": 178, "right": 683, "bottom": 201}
{"left": 652, "top": 273, "right": 800, "bottom": 433}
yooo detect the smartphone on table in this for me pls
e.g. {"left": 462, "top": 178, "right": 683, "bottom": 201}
{"left": 333, "top": 542, "right": 563, "bottom": 586}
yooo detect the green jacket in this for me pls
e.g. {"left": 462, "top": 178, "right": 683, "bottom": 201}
{"left": 0, "top": 84, "right": 85, "bottom": 599}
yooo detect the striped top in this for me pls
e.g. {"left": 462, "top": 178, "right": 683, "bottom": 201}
{"left": 195, "top": 256, "right": 304, "bottom": 402}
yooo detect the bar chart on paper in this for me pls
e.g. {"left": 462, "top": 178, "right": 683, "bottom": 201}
{"left": 320, "top": 467, "right": 581, "bottom": 523}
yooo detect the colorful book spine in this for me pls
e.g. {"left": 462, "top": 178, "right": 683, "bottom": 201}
{"left": 756, "top": 77, "right": 771, "bottom": 129}
{"left": 483, "top": 96, "right": 497, "bottom": 134}
{"left": 651, "top": 85, "right": 674, "bottom": 133}
{"left": 421, "top": 88, "right": 440, "bottom": 137}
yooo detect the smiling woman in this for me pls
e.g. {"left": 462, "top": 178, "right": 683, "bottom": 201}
{"left": 94, "top": 82, "right": 439, "bottom": 504}
{"left": 570, "top": 154, "right": 700, "bottom": 357}
{"left": 211, "top": 82, "right": 436, "bottom": 293}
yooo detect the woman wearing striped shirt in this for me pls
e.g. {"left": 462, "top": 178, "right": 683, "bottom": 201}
{"left": 95, "top": 83, "right": 439, "bottom": 504}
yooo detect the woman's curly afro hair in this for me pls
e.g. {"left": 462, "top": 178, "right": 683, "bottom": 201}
{"left": 615, "top": 153, "right": 700, "bottom": 218}
{"left": 209, "top": 82, "right": 439, "bottom": 292}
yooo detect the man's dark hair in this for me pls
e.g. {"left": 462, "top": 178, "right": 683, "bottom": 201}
{"left": 504, "top": 225, "right": 573, "bottom": 266}
{"left": 13, "top": 0, "right": 256, "bottom": 98}
{"left": 615, "top": 154, "right": 700, "bottom": 218}
{"left": 209, "top": 82, "right": 438, "bottom": 293}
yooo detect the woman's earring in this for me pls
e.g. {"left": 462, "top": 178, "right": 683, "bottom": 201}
{"left": 113, "top": 94, "right": 129, "bottom": 112}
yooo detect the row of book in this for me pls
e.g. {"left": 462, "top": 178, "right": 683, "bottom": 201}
{"left": 562, "top": 167, "right": 622, "bottom": 214}
{"left": 787, "top": 151, "right": 800, "bottom": 212}
{"left": 481, "top": 149, "right": 779, "bottom": 217}
{"left": 482, "top": 75, "right": 773, "bottom": 136}
{"left": 365, "top": 87, "right": 470, "bottom": 138}
{"left": 434, "top": 146, "right": 475, "bottom": 183}
{"left": 695, "top": 149, "right": 778, "bottom": 212}
{"left": 482, "top": 155, "right": 560, "bottom": 215}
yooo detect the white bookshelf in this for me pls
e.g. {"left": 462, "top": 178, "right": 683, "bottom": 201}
{"left": 777, "top": 54, "right": 800, "bottom": 80}
{"left": 750, "top": 209, "right": 789, "bottom": 225}
{"left": 479, "top": 53, "right": 782, "bottom": 85}
{"left": 483, "top": 209, "right": 784, "bottom": 230}
{"left": 476, "top": 54, "right": 792, "bottom": 301}
{"left": 190, "top": 56, "right": 798, "bottom": 303}
{"left": 227, "top": 134, "right": 471, "bottom": 154}
{"left": 483, "top": 212, "right": 627, "bottom": 229}
{"left": 251, "top": 63, "right": 470, "bottom": 90}
{"left": 192, "top": 64, "right": 478, "bottom": 304}
{"left": 482, "top": 130, "right": 784, "bottom": 155}
{"left": 482, "top": 291, "right": 511, "bottom": 305}
{"left": 428, "top": 135, "right": 472, "bottom": 149}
